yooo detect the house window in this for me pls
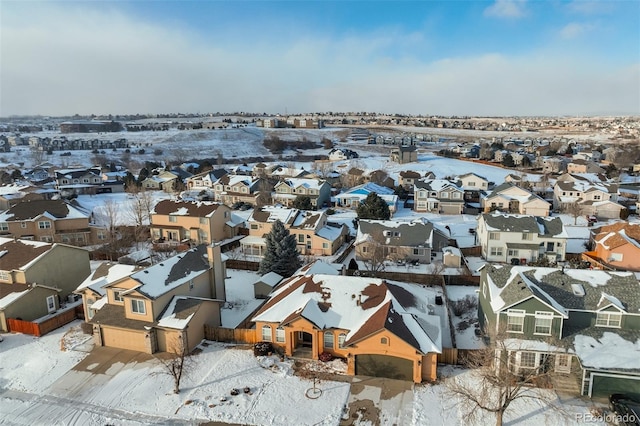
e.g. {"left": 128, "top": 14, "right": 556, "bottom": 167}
{"left": 298, "top": 234, "right": 305, "bottom": 243}
{"left": 250, "top": 224, "right": 258, "bottom": 230}
{"left": 97, "top": 232, "right": 106, "bottom": 240}
{"left": 482, "top": 282, "right": 487, "bottom": 298}
{"left": 0, "top": 223, "right": 8, "bottom": 231}
{"left": 338, "top": 333, "right": 346, "bottom": 348}
{"left": 413, "top": 248, "right": 425, "bottom": 256}
{"left": 40, "top": 236, "right": 53, "bottom": 242}
{"left": 507, "top": 309, "right": 525, "bottom": 333}
{"left": 323, "top": 331, "right": 334, "bottom": 349}
{"left": 440, "top": 192, "right": 449, "bottom": 198}
{"left": 520, "top": 352, "right": 537, "bottom": 368}
{"left": 189, "top": 280, "right": 194, "bottom": 290}
{"left": 198, "top": 230, "right": 208, "bottom": 241}
{"left": 0, "top": 270, "right": 9, "bottom": 281}
{"left": 522, "top": 233, "right": 532, "bottom": 241}
{"left": 20, "top": 222, "right": 27, "bottom": 228}
{"left": 594, "top": 195, "right": 601, "bottom": 200}
{"left": 490, "top": 247, "right": 503, "bottom": 257}
{"left": 468, "top": 182, "right": 476, "bottom": 187}
{"left": 242, "top": 187, "right": 247, "bottom": 193}
{"left": 596, "top": 312, "right": 622, "bottom": 328}
{"left": 489, "top": 232, "right": 499, "bottom": 240}
{"left": 131, "top": 299, "right": 146, "bottom": 315}
{"left": 508, "top": 249, "right": 519, "bottom": 257}
{"left": 261, "top": 325, "right": 272, "bottom": 342}
{"left": 46, "top": 295, "right": 56, "bottom": 313}
{"left": 534, "top": 312, "right": 553, "bottom": 335}
{"left": 276, "top": 327, "right": 285, "bottom": 343}
{"left": 322, "top": 243, "right": 328, "bottom": 249}
{"left": 38, "top": 221, "right": 51, "bottom": 229}
{"left": 169, "top": 216, "right": 177, "bottom": 223}
{"left": 452, "top": 192, "right": 461, "bottom": 199}
{"left": 113, "top": 290, "right": 124, "bottom": 302}
{"left": 610, "top": 253, "right": 623, "bottom": 262}
{"left": 199, "top": 217, "right": 207, "bottom": 224}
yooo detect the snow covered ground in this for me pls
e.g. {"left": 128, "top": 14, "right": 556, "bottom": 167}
{"left": 446, "top": 286, "right": 484, "bottom": 350}
{"left": 221, "top": 268, "right": 264, "bottom": 328}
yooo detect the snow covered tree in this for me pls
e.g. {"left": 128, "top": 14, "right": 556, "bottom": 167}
{"left": 356, "top": 192, "right": 391, "bottom": 220}
{"left": 258, "top": 220, "right": 302, "bottom": 277}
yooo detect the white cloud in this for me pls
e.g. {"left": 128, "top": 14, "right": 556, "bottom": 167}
{"left": 559, "top": 22, "right": 596, "bottom": 39}
{"left": 566, "top": 1, "right": 613, "bottom": 15}
{"left": 483, "top": 0, "right": 527, "bottom": 19}
{"left": 0, "top": 3, "right": 637, "bottom": 117}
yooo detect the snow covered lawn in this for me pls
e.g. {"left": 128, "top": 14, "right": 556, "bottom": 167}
{"left": 446, "top": 286, "right": 484, "bottom": 350}
{"left": 221, "top": 268, "right": 265, "bottom": 328}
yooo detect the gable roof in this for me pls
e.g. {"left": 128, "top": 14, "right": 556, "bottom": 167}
{"left": 593, "top": 222, "right": 640, "bottom": 250}
{"left": 126, "top": 245, "right": 211, "bottom": 300}
{"left": 75, "top": 262, "right": 142, "bottom": 296}
{"left": 356, "top": 219, "right": 433, "bottom": 247}
{"left": 252, "top": 274, "right": 441, "bottom": 354}
{"left": 0, "top": 199, "right": 88, "bottom": 221}
{"left": 156, "top": 296, "right": 220, "bottom": 329}
{"left": 151, "top": 200, "right": 225, "bottom": 217}
{"left": 0, "top": 238, "right": 54, "bottom": 271}
{"left": 480, "top": 212, "right": 566, "bottom": 238}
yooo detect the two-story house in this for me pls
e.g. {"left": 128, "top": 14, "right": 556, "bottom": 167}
{"left": 88, "top": 244, "right": 226, "bottom": 354}
{"left": 272, "top": 178, "right": 331, "bottom": 209}
{"left": 149, "top": 200, "right": 241, "bottom": 249}
{"left": 457, "top": 173, "right": 489, "bottom": 192}
{"left": 567, "top": 160, "right": 605, "bottom": 175}
{"left": 582, "top": 222, "right": 640, "bottom": 272}
{"left": 0, "top": 238, "right": 90, "bottom": 331}
{"left": 141, "top": 170, "right": 180, "bottom": 193}
{"left": 241, "top": 206, "right": 348, "bottom": 256}
{"left": 477, "top": 212, "right": 567, "bottom": 264}
{"left": 328, "top": 148, "right": 358, "bottom": 161}
{"left": 185, "top": 169, "right": 228, "bottom": 190}
{"left": 0, "top": 199, "right": 106, "bottom": 246}
{"left": 553, "top": 173, "right": 622, "bottom": 219}
{"left": 213, "top": 175, "right": 270, "bottom": 207}
{"left": 482, "top": 182, "right": 551, "bottom": 216}
{"left": 390, "top": 145, "right": 417, "bottom": 164}
{"left": 355, "top": 219, "right": 449, "bottom": 265}
{"left": 252, "top": 273, "right": 443, "bottom": 383}
{"left": 398, "top": 171, "right": 422, "bottom": 191}
{"left": 334, "top": 183, "right": 399, "bottom": 215}
{"left": 413, "top": 179, "right": 464, "bottom": 214}
{"left": 478, "top": 264, "right": 640, "bottom": 398}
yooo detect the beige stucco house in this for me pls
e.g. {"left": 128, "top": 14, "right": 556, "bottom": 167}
{"left": 272, "top": 178, "right": 331, "bottom": 209}
{"left": 482, "top": 182, "right": 551, "bottom": 216}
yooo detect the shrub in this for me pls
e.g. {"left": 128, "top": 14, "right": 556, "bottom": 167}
{"left": 326, "top": 208, "right": 335, "bottom": 215}
{"left": 319, "top": 351, "right": 334, "bottom": 362}
{"left": 254, "top": 341, "right": 273, "bottom": 356}
{"left": 450, "top": 295, "right": 478, "bottom": 317}
{"left": 153, "top": 148, "right": 163, "bottom": 156}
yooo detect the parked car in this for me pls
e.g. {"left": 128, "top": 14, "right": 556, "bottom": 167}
{"left": 609, "top": 394, "right": 640, "bottom": 426}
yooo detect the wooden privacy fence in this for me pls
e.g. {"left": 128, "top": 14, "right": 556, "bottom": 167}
{"left": 7, "top": 306, "right": 79, "bottom": 337}
{"left": 204, "top": 326, "right": 257, "bottom": 344}
{"left": 437, "top": 348, "right": 478, "bottom": 365}
{"left": 226, "top": 259, "right": 260, "bottom": 271}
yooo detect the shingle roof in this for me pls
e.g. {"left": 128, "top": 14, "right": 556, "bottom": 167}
{"left": 357, "top": 219, "right": 433, "bottom": 247}
{"left": 152, "top": 200, "right": 224, "bottom": 217}
{"left": 0, "top": 239, "right": 53, "bottom": 271}
{"left": 481, "top": 212, "right": 565, "bottom": 237}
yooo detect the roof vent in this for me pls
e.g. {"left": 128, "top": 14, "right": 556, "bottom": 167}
{"left": 144, "top": 270, "right": 149, "bottom": 274}
{"left": 571, "top": 284, "right": 585, "bottom": 297}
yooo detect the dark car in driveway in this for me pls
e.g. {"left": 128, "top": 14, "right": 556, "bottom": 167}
{"left": 610, "top": 394, "right": 640, "bottom": 426}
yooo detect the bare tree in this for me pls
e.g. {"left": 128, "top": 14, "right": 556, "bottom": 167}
{"left": 30, "top": 148, "right": 45, "bottom": 165}
{"left": 171, "top": 147, "right": 189, "bottom": 165}
{"left": 126, "top": 187, "right": 154, "bottom": 248}
{"left": 355, "top": 230, "right": 388, "bottom": 276}
{"left": 564, "top": 202, "right": 584, "bottom": 225}
{"left": 155, "top": 334, "right": 193, "bottom": 394}
{"left": 446, "top": 326, "right": 560, "bottom": 426}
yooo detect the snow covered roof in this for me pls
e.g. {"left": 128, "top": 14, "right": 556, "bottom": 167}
{"left": 75, "top": 262, "right": 141, "bottom": 296}
{"left": 252, "top": 274, "right": 442, "bottom": 354}
{"left": 0, "top": 199, "right": 88, "bottom": 222}
{"left": 295, "top": 260, "right": 341, "bottom": 276}
{"left": 277, "top": 178, "right": 326, "bottom": 190}
{"left": 480, "top": 212, "right": 567, "bottom": 238}
{"left": 0, "top": 288, "right": 30, "bottom": 309}
{"left": 156, "top": 296, "right": 220, "bottom": 330}
{"left": 255, "top": 272, "right": 283, "bottom": 288}
{"left": 127, "top": 246, "right": 211, "bottom": 300}
{"left": 574, "top": 332, "right": 640, "bottom": 370}
{"left": 151, "top": 199, "right": 226, "bottom": 217}
{"left": 356, "top": 219, "right": 434, "bottom": 247}
{"left": 0, "top": 238, "right": 54, "bottom": 271}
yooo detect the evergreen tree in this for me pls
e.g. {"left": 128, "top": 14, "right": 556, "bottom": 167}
{"left": 293, "top": 195, "right": 313, "bottom": 210}
{"left": 258, "top": 220, "right": 302, "bottom": 277}
{"left": 356, "top": 192, "right": 391, "bottom": 220}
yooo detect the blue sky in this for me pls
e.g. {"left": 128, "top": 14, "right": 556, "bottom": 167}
{"left": 1, "top": 0, "right": 639, "bottom": 116}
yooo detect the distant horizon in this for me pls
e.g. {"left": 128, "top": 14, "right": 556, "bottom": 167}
{"left": 2, "top": 1, "right": 639, "bottom": 117}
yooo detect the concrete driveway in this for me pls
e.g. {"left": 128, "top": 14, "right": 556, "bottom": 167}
{"left": 340, "top": 376, "right": 414, "bottom": 426}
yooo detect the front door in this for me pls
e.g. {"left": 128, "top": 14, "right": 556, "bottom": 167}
{"left": 298, "top": 331, "right": 313, "bottom": 348}
{"left": 555, "top": 354, "right": 571, "bottom": 373}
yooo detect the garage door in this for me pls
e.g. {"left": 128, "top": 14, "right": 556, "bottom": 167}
{"left": 591, "top": 374, "right": 640, "bottom": 399}
{"left": 355, "top": 354, "right": 413, "bottom": 381}
{"left": 441, "top": 204, "right": 461, "bottom": 215}
{"left": 101, "top": 327, "right": 148, "bottom": 352}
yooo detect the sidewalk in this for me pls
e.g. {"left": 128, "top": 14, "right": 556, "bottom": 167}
{"left": 340, "top": 376, "right": 414, "bottom": 426}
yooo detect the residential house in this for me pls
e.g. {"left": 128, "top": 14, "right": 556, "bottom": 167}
{"left": 212, "top": 175, "right": 271, "bottom": 207}
{"left": 567, "top": 160, "right": 605, "bottom": 175}
{"left": 0, "top": 199, "right": 106, "bottom": 246}
{"left": 413, "top": 179, "right": 464, "bottom": 214}
{"left": 185, "top": 169, "right": 228, "bottom": 190}
{"left": 272, "top": 178, "right": 331, "bottom": 209}
{"left": 364, "top": 170, "right": 395, "bottom": 189}
{"left": 268, "top": 166, "right": 309, "bottom": 179}
{"left": 478, "top": 264, "right": 640, "bottom": 398}
{"left": 253, "top": 272, "right": 283, "bottom": 299}
{"left": 398, "top": 171, "right": 421, "bottom": 191}
{"left": 334, "top": 183, "right": 399, "bottom": 215}
{"left": 328, "top": 148, "right": 358, "bottom": 161}
{"left": 457, "top": 173, "right": 489, "bottom": 192}
{"left": 482, "top": 182, "right": 551, "bottom": 217}
{"left": 55, "top": 167, "right": 109, "bottom": 196}
{"left": 342, "top": 167, "right": 366, "bottom": 188}
{"left": 390, "top": 145, "right": 417, "bottom": 164}
{"left": 241, "top": 206, "right": 348, "bottom": 256}
{"left": 355, "top": 219, "right": 449, "bottom": 265}
{"left": 89, "top": 244, "right": 226, "bottom": 353}
{"left": 538, "top": 157, "right": 565, "bottom": 174}
{"left": 149, "top": 200, "right": 240, "bottom": 249}
{"left": 582, "top": 222, "right": 640, "bottom": 271}
{"left": 477, "top": 212, "right": 567, "bottom": 264}
{"left": 74, "top": 262, "right": 142, "bottom": 321}
{"left": 553, "top": 173, "right": 622, "bottom": 219}
{"left": 0, "top": 238, "right": 90, "bottom": 331}
{"left": 252, "top": 274, "right": 443, "bottom": 383}
{"left": 141, "top": 170, "right": 180, "bottom": 192}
